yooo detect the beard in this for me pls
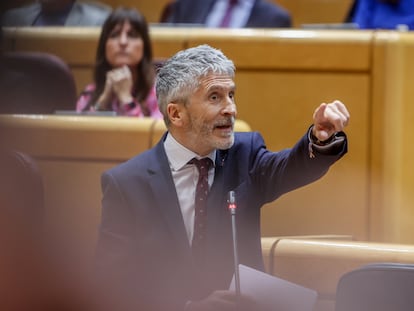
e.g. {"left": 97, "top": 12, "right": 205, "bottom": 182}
{"left": 189, "top": 115, "right": 235, "bottom": 151}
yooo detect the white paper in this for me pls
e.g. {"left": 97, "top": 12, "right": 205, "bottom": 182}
{"left": 229, "top": 264, "right": 317, "bottom": 311}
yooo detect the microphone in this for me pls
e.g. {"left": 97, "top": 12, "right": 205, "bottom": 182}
{"left": 228, "top": 190, "right": 240, "bottom": 295}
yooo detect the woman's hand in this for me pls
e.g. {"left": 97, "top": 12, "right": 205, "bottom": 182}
{"left": 108, "top": 65, "right": 134, "bottom": 104}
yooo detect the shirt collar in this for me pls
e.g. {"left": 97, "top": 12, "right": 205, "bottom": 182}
{"left": 164, "top": 132, "right": 216, "bottom": 171}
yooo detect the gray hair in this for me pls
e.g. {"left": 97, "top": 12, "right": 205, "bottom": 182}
{"left": 155, "top": 44, "right": 235, "bottom": 126}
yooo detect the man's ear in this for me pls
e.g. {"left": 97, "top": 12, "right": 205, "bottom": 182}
{"left": 167, "top": 102, "right": 185, "bottom": 127}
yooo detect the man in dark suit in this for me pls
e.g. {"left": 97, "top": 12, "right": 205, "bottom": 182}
{"left": 161, "top": 0, "right": 291, "bottom": 28}
{"left": 1, "top": 0, "right": 111, "bottom": 26}
{"left": 95, "top": 44, "right": 349, "bottom": 311}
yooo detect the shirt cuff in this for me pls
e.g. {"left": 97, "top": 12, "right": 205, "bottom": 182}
{"left": 307, "top": 126, "right": 346, "bottom": 158}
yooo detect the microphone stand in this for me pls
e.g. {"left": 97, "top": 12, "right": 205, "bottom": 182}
{"left": 228, "top": 190, "right": 240, "bottom": 295}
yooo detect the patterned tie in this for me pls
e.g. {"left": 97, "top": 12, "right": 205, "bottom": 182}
{"left": 220, "top": 0, "right": 238, "bottom": 27}
{"left": 190, "top": 158, "right": 213, "bottom": 262}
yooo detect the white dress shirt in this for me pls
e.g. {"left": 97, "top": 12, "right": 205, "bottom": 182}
{"left": 164, "top": 133, "right": 216, "bottom": 245}
{"left": 205, "top": 0, "right": 255, "bottom": 28}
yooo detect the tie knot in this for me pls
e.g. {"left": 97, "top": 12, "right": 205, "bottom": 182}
{"left": 190, "top": 158, "right": 213, "bottom": 175}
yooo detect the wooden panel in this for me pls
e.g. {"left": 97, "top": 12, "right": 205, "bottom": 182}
{"left": 186, "top": 28, "right": 371, "bottom": 71}
{"left": 150, "top": 27, "right": 188, "bottom": 58}
{"left": 11, "top": 27, "right": 100, "bottom": 64}
{"left": 261, "top": 235, "right": 353, "bottom": 274}
{"left": 370, "top": 31, "right": 414, "bottom": 243}
{"left": 0, "top": 115, "right": 156, "bottom": 159}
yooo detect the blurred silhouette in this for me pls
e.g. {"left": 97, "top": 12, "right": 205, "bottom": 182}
{"left": 0, "top": 148, "right": 118, "bottom": 311}
{"left": 160, "top": 0, "right": 291, "bottom": 28}
{"left": 1, "top": 0, "right": 112, "bottom": 27}
{"left": 0, "top": 51, "right": 77, "bottom": 114}
{"left": 0, "top": 149, "right": 44, "bottom": 225}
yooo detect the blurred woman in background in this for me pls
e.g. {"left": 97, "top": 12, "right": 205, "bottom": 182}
{"left": 77, "top": 7, "right": 162, "bottom": 117}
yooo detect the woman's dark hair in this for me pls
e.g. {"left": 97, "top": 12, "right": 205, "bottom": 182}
{"left": 87, "top": 7, "right": 155, "bottom": 111}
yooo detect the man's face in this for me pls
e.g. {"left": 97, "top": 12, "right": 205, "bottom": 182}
{"left": 179, "top": 73, "right": 237, "bottom": 156}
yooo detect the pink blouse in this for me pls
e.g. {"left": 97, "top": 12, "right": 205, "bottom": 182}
{"left": 76, "top": 84, "right": 163, "bottom": 118}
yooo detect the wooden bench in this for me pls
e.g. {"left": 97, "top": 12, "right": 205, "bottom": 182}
{"left": 262, "top": 237, "right": 414, "bottom": 311}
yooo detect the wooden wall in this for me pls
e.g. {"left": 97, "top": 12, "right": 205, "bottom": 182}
{"left": 3, "top": 27, "right": 414, "bottom": 245}
{"left": 276, "top": 0, "right": 354, "bottom": 27}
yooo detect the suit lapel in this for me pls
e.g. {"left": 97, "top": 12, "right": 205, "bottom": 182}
{"left": 147, "top": 136, "right": 191, "bottom": 254}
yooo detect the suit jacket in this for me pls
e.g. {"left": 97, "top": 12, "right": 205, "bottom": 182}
{"left": 1, "top": 1, "right": 111, "bottom": 27}
{"left": 95, "top": 130, "right": 346, "bottom": 311}
{"left": 165, "top": 0, "right": 291, "bottom": 28}
{"left": 352, "top": 0, "right": 414, "bottom": 30}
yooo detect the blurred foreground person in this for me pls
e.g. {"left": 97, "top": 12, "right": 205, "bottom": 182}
{"left": 0, "top": 149, "right": 115, "bottom": 311}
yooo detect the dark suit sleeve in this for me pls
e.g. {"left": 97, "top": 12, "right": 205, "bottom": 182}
{"left": 247, "top": 0, "right": 292, "bottom": 28}
{"left": 249, "top": 129, "right": 347, "bottom": 203}
{"left": 163, "top": 0, "right": 215, "bottom": 24}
